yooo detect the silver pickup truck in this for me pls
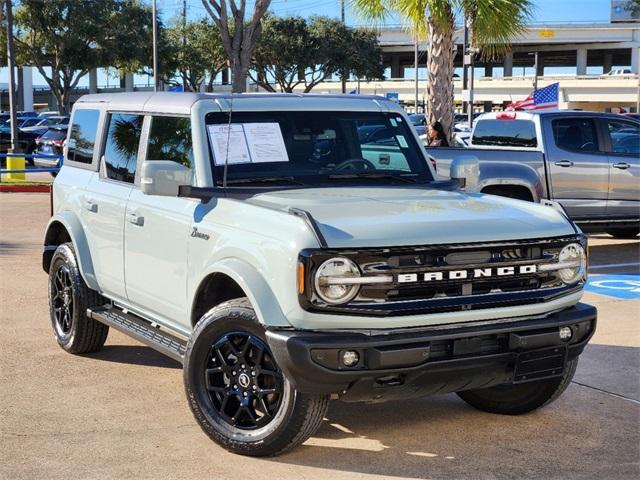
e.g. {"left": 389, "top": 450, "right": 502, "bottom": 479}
{"left": 427, "top": 110, "right": 640, "bottom": 238}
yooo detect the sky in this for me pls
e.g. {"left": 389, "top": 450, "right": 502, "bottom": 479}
{"left": 0, "top": 0, "right": 618, "bottom": 87}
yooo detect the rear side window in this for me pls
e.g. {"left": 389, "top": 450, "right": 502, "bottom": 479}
{"left": 147, "top": 116, "right": 193, "bottom": 168}
{"left": 472, "top": 119, "right": 537, "bottom": 148}
{"left": 103, "top": 113, "right": 143, "bottom": 183}
{"left": 552, "top": 118, "right": 598, "bottom": 153}
{"left": 67, "top": 109, "right": 100, "bottom": 164}
{"left": 605, "top": 119, "right": 639, "bottom": 155}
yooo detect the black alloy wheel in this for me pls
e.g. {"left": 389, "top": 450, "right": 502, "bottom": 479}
{"left": 51, "top": 264, "right": 75, "bottom": 338}
{"left": 204, "top": 332, "right": 284, "bottom": 430}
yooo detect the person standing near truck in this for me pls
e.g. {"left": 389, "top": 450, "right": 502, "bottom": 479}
{"left": 427, "top": 121, "right": 450, "bottom": 147}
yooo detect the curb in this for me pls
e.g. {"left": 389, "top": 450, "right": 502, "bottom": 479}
{"left": 0, "top": 184, "right": 51, "bottom": 193}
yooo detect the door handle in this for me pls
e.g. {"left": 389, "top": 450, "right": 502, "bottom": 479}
{"left": 84, "top": 200, "right": 98, "bottom": 213}
{"left": 612, "top": 162, "right": 630, "bottom": 170}
{"left": 554, "top": 160, "right": 574, "bottom": 167}
{"left": 127, "top": 212, "right": 144, "bottom": 226}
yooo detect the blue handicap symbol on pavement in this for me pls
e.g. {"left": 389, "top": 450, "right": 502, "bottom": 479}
{"left": 585, "top": 275, "right": 640, "bottom": 300}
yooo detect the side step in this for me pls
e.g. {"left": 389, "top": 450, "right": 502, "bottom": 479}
{"left": 88, "top": 306, "right": 187, "bottom": 363}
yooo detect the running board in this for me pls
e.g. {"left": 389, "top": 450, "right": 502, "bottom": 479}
{"left": 88, "top": 306, "right": 187, "bottom": 363}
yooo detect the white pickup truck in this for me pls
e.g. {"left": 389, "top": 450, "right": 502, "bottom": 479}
{"left": 427, "top": 110, "right": 640, "bottom": 238}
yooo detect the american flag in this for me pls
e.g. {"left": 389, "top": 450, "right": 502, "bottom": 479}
{"left": 507, "top": 82, "right": 559, "bottom": 111}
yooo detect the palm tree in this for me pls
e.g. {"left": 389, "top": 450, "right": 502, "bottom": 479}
{"left": 352, "top": 0, "right": 533, "bottom": 142}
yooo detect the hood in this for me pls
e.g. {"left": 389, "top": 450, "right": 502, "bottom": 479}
{"left": 245, "top": 187, "right": 576, "bottom": 248}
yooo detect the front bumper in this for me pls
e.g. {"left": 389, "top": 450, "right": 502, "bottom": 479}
{"left": 266, "top": 302, "right": 597, "bottom": 402}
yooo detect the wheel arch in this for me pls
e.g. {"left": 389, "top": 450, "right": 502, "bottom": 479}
{"left": 478, "top": 162, "right": 543, "bottom": 203}
{"left": 190, "top": 258, "right": 291, "bottom": 329}
{"left": 43, "top": 212, "right": 99, "bottom": 290}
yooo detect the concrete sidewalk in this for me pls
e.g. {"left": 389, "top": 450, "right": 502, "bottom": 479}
{"left": 1, "top": 193, "right": 638, "bottom": 480}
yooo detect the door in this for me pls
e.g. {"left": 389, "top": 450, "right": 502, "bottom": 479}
{"left": 124, "top": 115, "right": 196, "bottom": 327}
{"left": 82, "top": 112, "right": 143, "bottom": 300}
{"left": 544, "top": 116, "right": 610, "bottom": 220}
{"left": 600, "top": 117, "right": 640, "bottom": 219}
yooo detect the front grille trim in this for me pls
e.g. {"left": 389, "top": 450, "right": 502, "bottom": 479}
{"left": 299, "top": 235, "right": 586, "bottom": 316}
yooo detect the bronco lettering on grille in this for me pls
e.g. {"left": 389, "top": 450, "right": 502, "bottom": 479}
{"left": 397, "top": 264, "right": 537, "bottom": 283}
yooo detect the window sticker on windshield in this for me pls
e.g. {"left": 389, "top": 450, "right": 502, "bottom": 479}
{"left": 396, "top": 117, "right": 403, "bottom": 122}
{"left": 208, "top": 123, "right": 289, "bottom": 166}
{"left": 243, "top": 122, "right": 289, "bottom": 163}
{"left": 208, "top": 124, "right": 251, "bottom": 166}
{"left": 396, "top": 135, "right": 408, "bottom": 148}
{"left": 390, "top": 118, "right": 397, "bottom": 127}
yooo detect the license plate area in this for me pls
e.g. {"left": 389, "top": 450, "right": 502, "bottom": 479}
{"left": 514, "top": 345, "right": 568, "bottom": 383}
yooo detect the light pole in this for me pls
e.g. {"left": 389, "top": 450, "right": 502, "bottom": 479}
{"left": 152, "top": 0, "right": 159, "bottom": 92}
{"left": 529, "top": 51, "right": 539, "bottom": 91}
{"left": 4, "top": 0, "right": 18, "bottom": 152}
{"left": 414, "top": 36, "right": 419, "bottom": 113}
{"left": 340, "top": 0, "right": 346, "bottom": 94}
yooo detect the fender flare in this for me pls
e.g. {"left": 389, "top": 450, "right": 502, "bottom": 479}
{"left": 43, "top": 212, "right": 99, "bottom": 291}
{"left": 193, "top": 257, "right": 291, "bottom": 328}
{"left": 477, "top": 162, "right": 543, "bottom": 202}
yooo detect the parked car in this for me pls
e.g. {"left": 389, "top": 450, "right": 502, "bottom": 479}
{"left": 43, "top": 92, "right": 596, "bottom": 456}
{"left": 33, "top": 126, "right": 66, "bottom": 171}
{"left": 426, "top": 110, "right": 640, "bottom": 238}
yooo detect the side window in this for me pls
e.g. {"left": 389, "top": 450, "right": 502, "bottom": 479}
{"left": 103, "top": 113, "right": 143, "bottom": 183}
{"left": 147, "top": 116, "right": 193, "bottom": 168}
{"left": 552, "top": 118, "right": 598, "bottom": 153}
{"left": 605, "top": 119, "right": 639, "bottom": 156}
{"left": 68, "top": 109, "right": 100, "bottom": 164}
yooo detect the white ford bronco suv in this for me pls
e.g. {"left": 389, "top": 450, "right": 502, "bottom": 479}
{"left": 43, "top": 92, "right": 596, "bottom": 456}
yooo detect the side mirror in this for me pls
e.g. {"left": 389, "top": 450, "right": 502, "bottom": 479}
{"left": 140, "top": 160, "right": 193, "bottom": 197}
{"left": 450, "top": 155, "right": 480, "bottom": 190}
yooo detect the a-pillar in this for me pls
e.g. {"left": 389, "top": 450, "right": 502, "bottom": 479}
{"left": 391, "top": 55, "right": 401, "bottom": 79}
{"left": 503, "top": 52, "right": 513, "bottom": 77}
{"left": 576, "top": 48, "right": 588, "bottom": 76}
{"left": 89, "top": 69, "right": 98, "bottom": 93}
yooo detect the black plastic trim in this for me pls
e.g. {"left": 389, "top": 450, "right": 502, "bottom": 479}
{"left": 289, "top": 207, "right": 328, "bottom": 248}
{"left": 266, "top": 302, "right": 597, "bottom": 400}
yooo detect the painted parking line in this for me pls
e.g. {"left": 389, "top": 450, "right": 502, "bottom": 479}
{"left": 585, "top": 274, "right": 640, "bottom": 299}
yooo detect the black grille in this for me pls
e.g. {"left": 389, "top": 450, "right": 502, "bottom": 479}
{"left": 299, "top": 235, "right": 586, "bottom": 317}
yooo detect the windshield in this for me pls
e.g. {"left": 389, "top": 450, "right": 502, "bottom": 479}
{"left": 205, "top": 110, "right": 434, "bottom": 187}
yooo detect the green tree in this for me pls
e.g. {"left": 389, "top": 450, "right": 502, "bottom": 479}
{"left": 12, "top": 0, "right": 153, "bottom": 114}
{"left": 201, "top": 0, "right": 271, "bottom": 93}
{"left": 162, "top": 18, "right": 228, "bottom": 92}
{"left": 626, "top": 0, "right": 640, "bottom": 15}
{"left": 352, "top": 0, "right": 533, "bottom": 141}
{"left": 251, "top": 16, "right": 383, "bottom": 93}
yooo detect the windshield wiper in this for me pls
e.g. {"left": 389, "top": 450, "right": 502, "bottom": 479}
{"left": 224, "top": 176, "right": 306, "bottom": 186}
{"left": 328, "top": 172, "right": 418, "bottom": 184}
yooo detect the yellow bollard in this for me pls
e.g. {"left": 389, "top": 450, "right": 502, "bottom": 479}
{"left": 6, "top": 155, "right": 26, "bottom": 182}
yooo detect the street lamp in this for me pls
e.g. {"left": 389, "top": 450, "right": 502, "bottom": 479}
{"left": 529, "top": 51, "right": 539, "bottom": 91}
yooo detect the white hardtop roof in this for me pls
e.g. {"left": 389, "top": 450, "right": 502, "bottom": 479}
{"left": 75, "top": 92, "right": 397, "bottom": 115}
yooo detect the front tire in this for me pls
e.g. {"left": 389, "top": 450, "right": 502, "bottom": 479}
{"left": 48, "top": 243, "right": 109, "bottom": 354}
{"left": 184, "top": 298, "right": 329, "bottom": 456}
{"left": 457, "top": 358, "right": 578, "bottom": 415}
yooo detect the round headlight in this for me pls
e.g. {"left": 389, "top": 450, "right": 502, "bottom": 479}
{"left": 557, "top": 243, "right": 586, "bottom": 284}
{"left": 314, "top": 257, "right": 361, "bottom": 304}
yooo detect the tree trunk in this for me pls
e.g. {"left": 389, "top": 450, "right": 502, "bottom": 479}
{"left": 426, "top": 8, "right": 455, "bottom": 144}
{"left": 231, "top": 60, "right": 248, "bottom": 92}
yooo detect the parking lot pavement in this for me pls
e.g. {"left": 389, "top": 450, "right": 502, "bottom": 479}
{"left": 1, "top": 192, "right": 638, "bottom": 480}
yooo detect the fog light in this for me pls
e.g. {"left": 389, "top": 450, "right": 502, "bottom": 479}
{"left": 342, "top": 350, "right": 360, "bottom": 367}
{"left": 559, "top": 327, "right": 573, "bottom": 341}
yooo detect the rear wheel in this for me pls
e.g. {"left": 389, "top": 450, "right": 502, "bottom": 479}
{"left": 606, "top": 227, "right": 639, "bottom": 239}
{"left": 184, "top": 298, "right": 329, "bottom": 456}
{"left": 457, "top": 358, "right": 578, "bottom": 415}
